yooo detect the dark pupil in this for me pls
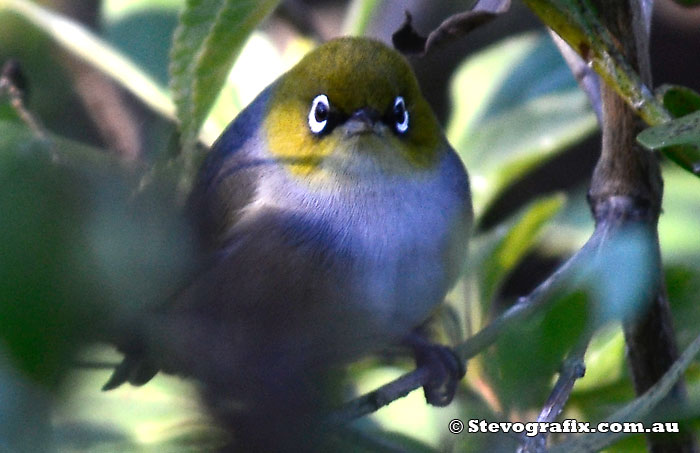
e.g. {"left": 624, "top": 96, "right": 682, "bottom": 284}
{"left": 394, "top": 101, "right": 405, "bottom": 123}
{"left": 314, "top": 102, "right": 329, "bottom": 122}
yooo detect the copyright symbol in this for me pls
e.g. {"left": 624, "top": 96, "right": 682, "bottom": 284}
{"left": 448, "top": 418, "right": 464, "bottom": 434}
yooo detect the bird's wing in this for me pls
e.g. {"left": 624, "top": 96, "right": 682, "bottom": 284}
{"left": 103, "top": 87, "right": 274, "bottom": 390}
{"left": 187, "top": 85, "right": 273, "bottom": 252}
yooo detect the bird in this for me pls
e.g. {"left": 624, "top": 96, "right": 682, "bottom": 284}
{"left": 104, "top": 36, "right": 472, "bottom": 449}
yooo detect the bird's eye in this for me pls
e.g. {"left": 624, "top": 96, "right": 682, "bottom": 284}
{"left": 308, "top": 94, "right": 330, "bottom": 135}
{"left": 393, "top": 96, "right": 409, "bottom": 134}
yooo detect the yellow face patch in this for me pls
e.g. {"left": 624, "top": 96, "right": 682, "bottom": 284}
{"left": 264, "top": 37, "right": 443, "bottom": 178}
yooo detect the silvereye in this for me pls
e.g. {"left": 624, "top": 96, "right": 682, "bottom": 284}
{"left": 105, "top": 37, "right": 472, "bottom": 447}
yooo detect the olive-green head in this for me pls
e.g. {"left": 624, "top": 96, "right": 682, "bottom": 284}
{"left": 264, "top": 37, "right": 445, "bottom": 178}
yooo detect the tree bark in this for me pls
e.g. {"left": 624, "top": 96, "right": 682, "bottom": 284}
{"left": 588, "top": 1, "right": 696, "bottom": 451}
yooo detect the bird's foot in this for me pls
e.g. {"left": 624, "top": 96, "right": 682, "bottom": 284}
{"left": 403, "top": 331, "right": 465, "bottom": 407}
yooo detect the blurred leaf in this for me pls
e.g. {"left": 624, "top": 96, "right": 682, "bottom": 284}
{"left": 659, "top": 166, "right": 700, "bottom": 261}
{"left": 547, "top": 163, "right": 700, "bottom": 263}
{"left": 448, "top": 32, "right": 596, "bottom": 213}
{"left": 657, "top": 84, "right": 700, "bottom": 118}
{"left": 103, "top": 0, "right": 186, "bottom": 21}
{"left": 169, "top": 0, "right": 279, "bottom": 183}
{"left": 0, "top": 127, "right": 105, "bottom": 387}
{"left": 586, "top": 226, "right": 658, "bottom": 323}
{"left": 481, "top": 223, "right": 657, "bottom": 411}
{"left": 471, "top": 194, "right": 565, "bottom": 307}
{"left": 103, "top": 1, "right": 183, "bottom": 86}
{"left": 485, "top": 290, "right": 590, "bottom": 410}
{"left": 432, "top": 303, "right": 465, "bottom": 347}
{"left": 637, "top": 110, "right": 700, "bottom": 176}
{"left": 57, "top": 349, "right": 223, "bottom": 452}
{"left": 666, "top": 265, "right": 700, "bottom": 348}
{"left": 569, "top": 376, "right": 635, "bottom": 423}
{"left": 342, "top": 0, "right": 381, "bottom": 36}
{"left": 572, "top": 324, "right": 625, "bottom": 392}
{"left": 0, "top": 120, "right": 196, "bottom": 388}
{"left": 0, "top": 0, "right": 175, "bottom": 123}
{"left": 540, "top": 186, "right": 592, "bottom": 256}
{"left": 0, "top": 96, "right": 22, "bottom": 124}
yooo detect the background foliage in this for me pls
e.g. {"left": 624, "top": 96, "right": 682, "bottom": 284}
{"left": 0, "top": 0, "right": 699, "bottom": 451}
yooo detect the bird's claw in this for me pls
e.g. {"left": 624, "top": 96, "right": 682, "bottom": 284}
{"left": 404, "top": 332, "right": 465, "bottom": 407}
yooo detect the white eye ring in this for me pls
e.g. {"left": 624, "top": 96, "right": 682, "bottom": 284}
{"left": 308, "top": 94, "right": 330, "bottom": 134}
{"left": 393, "top": 96, "right": 409, "bottom": 134}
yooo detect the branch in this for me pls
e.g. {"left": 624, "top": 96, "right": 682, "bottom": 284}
{"left": 518, "top": 338, "right": 590, "bottom": 453}
{"left": 548, "top": 30, "right": 602, "bottom": 124}
{"left": 0, "top": 59, "right": 55, "bottom": 158}
{"left": 549, "top": 329, "right": 700, "bottom": 453}
{"left": 584, "top": 1, "right": 695, "bottom": 451}
{"left": 521, "top": 0, "right": 671, "bottom": 127}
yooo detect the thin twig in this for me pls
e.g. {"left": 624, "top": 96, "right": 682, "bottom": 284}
{"left": 550, "top": 329, "right": 700, "bottom": 453}
{"left": 327, "top": 366, "right": 430, "bottom": 426}
{"left": 548, "top": 30, "right": 602, "bottom": 124}
{"left": 0, "top": 59, "right": 51, "bottom": 148}
{"left": 518, "top": 337, "right": 590, "bottom": 452}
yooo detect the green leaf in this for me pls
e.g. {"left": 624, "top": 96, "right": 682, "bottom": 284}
{"left": 637, "top": 110, "right": 700, "bottom": 176}
{"left": 102, "top": 0, "right": 184, "bottom": 86}
{"left": 169, "top": 0, "right": 280, "bottom": 184}
{"left": 485, "top": 289, "right": 590, "bottom": 410}
{"left": 448, "top": 32, "right": 596, "bottom": 213}
{"left": 657, "top": 84, "right": 700, "bottom": 118}
{"left": 471, "top": 193, "right": 566, "bottom": 308}
{"left": 661, "top": 146, "right": 700, "bottom": 177}
{"left": 659, "top": 166, "right": 700, "bottom": 260}
{"left": 0, "top": 127, "right": 107, "bottom": 387}
{"left": 666, "top": 265, "right": 700, "bottom": 348}
{"left": 572, "top": 325, "right": 625, "bottom": 392}
{"left": 481, "top": 222, "right": 657, "bottom": 412}
{"left": 0, "top": 120, "right": 196, "bottom": 388}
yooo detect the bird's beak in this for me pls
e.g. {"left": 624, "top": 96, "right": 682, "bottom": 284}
{"left": 344, "top": 107, "right": 381, "bottom": 136}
